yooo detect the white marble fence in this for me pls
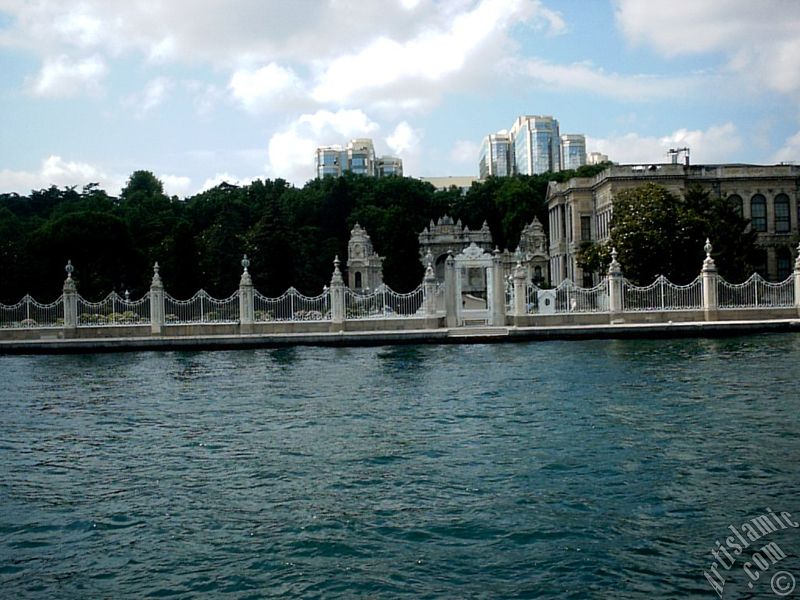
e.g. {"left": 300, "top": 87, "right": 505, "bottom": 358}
{"left": 1, "top": 241, "right": 799, "bottom": 330}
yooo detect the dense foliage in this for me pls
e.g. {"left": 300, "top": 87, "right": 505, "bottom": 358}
{"left": 0, "top": 164, "right": 610, "bottom": 303}
{"left": 577, "top": 183, "right": 758, "bottom": 284}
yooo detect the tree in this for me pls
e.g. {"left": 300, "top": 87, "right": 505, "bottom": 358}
{"left": 590, "top": 183, "right": 758, "bottom": 285}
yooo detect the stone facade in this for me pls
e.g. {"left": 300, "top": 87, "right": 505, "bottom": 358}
{"left": 346, "top": 223, "right": 383, "bottom": 291}
{"left": 418, "top": 215, "right": 493, "bottom": 280}
{"left": 546, "top": 163, "right": 800, "bottom": 284}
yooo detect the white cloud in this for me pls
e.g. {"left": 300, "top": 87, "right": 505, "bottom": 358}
{"left": 228, "top": 63, "right": 303, "bottom": 112}
{"left": 124, "top": 77, "right": 172, "bottom": 118}
{"left": 386, "top": 122, "right": 421, "bottom": 156}
{"left": 511, "top": 57, "right": 695, "bottom": 101}
{"left": 772, "top": 131, "right": 800, "bottom": 164}
{"left": 615, "top": 0, "right": 800, "bottom": 95}
{"left": 0, "top": 155, "right": 124, "bottom": 194}
{"left": 588, "top": 123, "right": 743, "bottom": 165}
{"left": 26, "top": 54, "right": 107, "bottom": 97}
{"left": 312, "top": 0, "right": 530, "bottom": 103}
{"left": 199, "top": 173, "right": 256, "bottom": 192}
{"left": 160, "top": 174, "right": 192, "bottom": 198}
{"left": 450, "top": 140, "right": 480, "bottom": 165}
{"left": 265, "top": 109, "right": 381, "bottom": 185}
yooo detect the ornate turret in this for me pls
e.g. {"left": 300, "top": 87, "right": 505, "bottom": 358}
{"left": 346, "top": 223, "right": 383, "bottom": 290}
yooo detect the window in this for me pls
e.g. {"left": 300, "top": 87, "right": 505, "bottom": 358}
{"left": 533, "top": 265, "right": 543, "bottom": 284}
{"left": 751, "top": 195, "right": 767, "bottom": 232}
{"left": 774, "top": 194, "right": 791, "bottom": 233}
{"left": 580, "top": 216, "right": 592, "bottom": 241}
{"left": 728, "top": 194, "right": 743, "bottom": 218}
{"left": 354, "top": 272, "right": 362, "bottom": 289}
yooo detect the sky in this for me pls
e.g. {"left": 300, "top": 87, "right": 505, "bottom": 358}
{"left": 1, "top": 0, "right": 800, "bottom": 197}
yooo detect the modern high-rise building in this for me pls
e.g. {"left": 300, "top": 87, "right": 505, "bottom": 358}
{"left": 314, "top": 138, "right": 402, "bottom": 179}
{"left": 376, "top": 156, "right": 403, "bottom": 177}
{"left": 479, "top": 131, "right": 513, "bottom": 179}
{"left": 346, "top": 138, "right": 375, "bottom": 176}
{"left": 560, "top": 134, "right": 587, "bottom": 171}
{"left": 509, "top": 115, "right": 561, "bottom": 175}
{"left": 315, "top": 146, "right": 345, "bottom": 178}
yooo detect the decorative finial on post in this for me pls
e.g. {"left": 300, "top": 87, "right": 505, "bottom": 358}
{"left": 125, "top": 289, "right": 130, "bottom": 301}
{"left": 151, "top": 261, "right": 163, "bottom": 288}
{"left": 331, "top": 255, "right": 344, "bottom": 285}
{"left": 63, "top": 259, "right": 76, "bottom": 291}
{"left": 239, "top": 254, "right": 252, "bottom": 286}
{"left": 608, "top": 247, "right": 622, "bottom": 276}
{"left": 702, "top": 238, "right": 716, "bottom": 272}
{"left": 795, "top": 242, "right": 800, "bottom": 271}
{"left": 425, "top": 249, "right": 434, "bottom": 269}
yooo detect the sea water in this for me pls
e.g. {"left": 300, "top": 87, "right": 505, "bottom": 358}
{"left": 1, "top": 335, "right": 799, "bottom": 598}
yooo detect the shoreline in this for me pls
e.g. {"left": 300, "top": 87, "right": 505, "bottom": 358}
{"left": 1, "top": 318, "right": 798, "bottom": 355}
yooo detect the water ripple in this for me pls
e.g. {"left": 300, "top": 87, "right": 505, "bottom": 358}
{"left": 1, "top": 335, "right": 799, "bottom": 598}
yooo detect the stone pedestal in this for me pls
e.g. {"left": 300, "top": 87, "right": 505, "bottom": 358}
{"left": 62, "top": 261, "right": 78, "bottom": 336}
{"left": 607, "top": 249, "right": 624, "bottom": 323}
{"left": 701, "top": 239, "right": 718, "bottom": 322}
{"left": 489, "top": 251, "right": 506, "bottom": 326}
{"left": 149, "top": 262, "right": 165, "bottom": 335}
{"left": 239, "top": 255, "right": 255, "bottom": 334}
{"left": 444, "top": 252, "right": 458, "bottom": 328}
{"left": 330, "top": 256, "right": 345, "bottom": 331}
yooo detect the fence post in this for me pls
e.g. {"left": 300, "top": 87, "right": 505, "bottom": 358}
{"left": 423, "top": 252, "right": 438, "bottom": 318}
{"left": 794, "top": 242, "right": 800, "bottom": 316}
{"left": 513, "top": 259, "right": 527, "bottom": 319}
{"left": 489, "top": 249, "right": 506, "bottom": 326}
{"left": 444, "top": 251, "right": 458, "bottom": 328}
{"left": 62, "top": 260, "right": 78, "bottom": 335}
{"left": 150, "top": 262, "right": 165, "bottom": 335}
{"left": 701, "top": 238, "right": 718, "bottom": 321}
{"left": 607, "top": 248, "right": 624, "bottom": 321}
{"left": 330, "top": 255, "right": 345, "bottom": 330}
{"left": 239, "top": 254, "right": 255, "bottom": 333}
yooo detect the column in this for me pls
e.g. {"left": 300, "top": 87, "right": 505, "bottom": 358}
{"left": 607, "top": 248, "right": 624, "bottom": 318}
{"left": 513, "top": 260, "right": 527, "bottom": 317}
{"left": 62, "top": 260, "right": 78, "bottom": 334}
{"left": 489, "top": 249, "right": 506, "bottom": 326}
{"left": 444, "top": 251, "right": 458, "bottom": 328}
{"left": 701, "top": 239, "right": 718, "bottom": 321}
{"left": 239, "top": 254, "right": 255, "bottom": 334}
{"left": 423, "top": 251, "right": 438, "bottom": 318}
{"left": 329, "top": 256, "right": 345, "bottom": 329}
{"left": 149, "top": 262, "right": 165, "bottom": 335}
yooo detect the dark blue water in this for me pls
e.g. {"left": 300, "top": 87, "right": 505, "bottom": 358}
{"left": 1, "top": 335, "right": 799, "bottom": 599}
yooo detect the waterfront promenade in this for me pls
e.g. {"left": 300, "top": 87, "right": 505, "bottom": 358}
{"left": 2, "top": 242, "right": 799, "bottom": 354}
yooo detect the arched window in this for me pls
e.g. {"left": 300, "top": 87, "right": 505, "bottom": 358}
{"left": 727, "top": 194, "right": 743, "bottom": 218}
{"left": 750, "top": 195, "right": 767, "bottom": 232}
{"left": 774, "top": 194, "right": 790, "bottom": 233}
{"left": 354, "top": 271, "right": 362, "bottom": 289}
{"left": 533, "top": 265, "right": 543, "bottom": 284}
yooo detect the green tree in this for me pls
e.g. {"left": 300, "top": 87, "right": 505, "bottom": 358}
{"left": 602, "top": 183, "right": 757, "bottom": 284}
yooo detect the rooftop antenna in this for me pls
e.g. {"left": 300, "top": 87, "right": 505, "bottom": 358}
{"left": 668, "top": 147, "right": 690, "bottom": 166}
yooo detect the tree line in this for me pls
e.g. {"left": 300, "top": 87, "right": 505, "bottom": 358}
{"left": 0, "top": 162, "right": 758, "bottom": 303}
{"left": 0, "top": 165, "right": 609, "bottom": 303}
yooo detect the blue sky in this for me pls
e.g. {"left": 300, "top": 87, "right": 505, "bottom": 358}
{"left": 1, "top": 0, "right": 799, "bottom": 197}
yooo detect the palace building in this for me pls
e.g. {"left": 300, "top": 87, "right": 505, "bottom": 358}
{"left": 546, "top": 163, "right": 800, "bottom": 285}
